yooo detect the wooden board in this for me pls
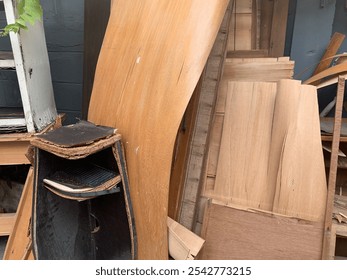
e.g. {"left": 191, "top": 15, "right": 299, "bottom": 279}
{"left": 0, "top": 213, "right": 15, "bottom": 236}
{"left": 271, "top": 82, "right": 327, "bottom": 221}
{"left": 87, "top": 0, "right": 229, "bottom": 259}
{"left": 199, "top": 201, "right": 324, "bottom": 260}
{"left": 3, "top": 168, "right": 33, "bottom": 260}
{"left": 212, "top": 81, "right": 277, "bottom": 209}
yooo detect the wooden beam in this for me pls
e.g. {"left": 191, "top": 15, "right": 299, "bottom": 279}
{"left": 322, "top": 76, "right": 345, "bottom": 259}
{"left": 259, "top": 0, "right": 273, "bottom": 51}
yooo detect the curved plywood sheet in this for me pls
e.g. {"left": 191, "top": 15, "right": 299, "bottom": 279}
{"left": 88, "top": 1, "right": 229, "bottom": 259}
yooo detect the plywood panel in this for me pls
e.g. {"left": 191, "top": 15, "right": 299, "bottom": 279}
{"left": 88, "top": 0, "right": 229, "bottom": 259}
{"left": 200, "top": 202, "right": 324, "bottom": 260}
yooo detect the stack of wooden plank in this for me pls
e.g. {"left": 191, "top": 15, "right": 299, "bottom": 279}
{"left": 198, "top": 58, "right": 327, "bottom": 259}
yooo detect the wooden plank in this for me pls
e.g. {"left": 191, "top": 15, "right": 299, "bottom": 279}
{"left": 304, "top": 62, "right": 347, "bottom": 85}
{"left": 227, "top": 49, "right": 269, "bottom": 58}
{"left": 179, "top": 1, "right": 233, "bottom": 230}
{"left": 259, "top": 0, "right": 273, "bottom": 51}
{"left": 87, "top": 0, "right": 229, "bottom": 259}
{"left": 0, "top": 140, "right": 30, "bottom": 165}
{"left": 3, "top": 168, "right": 34, "bottom": 260}
{"left": 199, "top": 202, "right": 324, "bottom": 260}
{"left": 212, "top": 81, "right": 277, "bottom": 209}
{"left": 271, "top": 82, "right": 327, "bottom": 221}
{"left": 269, "top": 0, "right": 289, "bottom": 57}
{"left": 322, "top": 77, "right": 345, "bottom": 259}
{"left": 0, "top": 213, "right": 15, "bottom": 236}
{"left": 312, "top": 32, "right": 346, "bottom": 79}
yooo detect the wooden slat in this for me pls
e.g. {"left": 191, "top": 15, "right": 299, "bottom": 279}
{"left": 178, "top": 1, "right": 233, "bottom": 230}
{"left": 0, "top": 213, "right": 16, "bottom": 236}
{"left": 304, "top": 62, "right": 347, "bottom": 85}
{"left": 312, "top": 32, "right": 346, "bottom": 79}
{"left": 199, "top": 202, "right": 324, "bottom": 260}
{"left": 0, "top": 140, "right": 31, "bottom": 165}
{"left": 87, "top": 0, "right": 229, "bottom": 259}
{"left": 269, "top": 0, "right": 289, "bottom": 57}
{"left": 322, "top": 77, "right": 345, "bottom": 259}
{"left": 259, "top": 0, "right": 274, "bottom": 51}
{"left": 3, "top": 168, "right": 34, "bottom": 260}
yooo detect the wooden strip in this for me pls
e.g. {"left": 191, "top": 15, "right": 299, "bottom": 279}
{"left": 199, "top": 202, "right": 324, "bottom": 260}
{"left": 259, "top": 0, "right": 274, "bottom": 51}
{"left": 322, "top": 76, "right": 345, "bottom": 259}
{"left": 269, "top": 0, "right": 289, "bottom": 57}
{"left": 212, "top": 81, "right": 277, "bottom": 209}
{"left": 178, "top": 1, "right": 233, "bottom": 230}
{"left": 312, "top": 32, "right": 346, "bottom": 77}
{"left": 3, "top": 168, "right": 34, "bottom": 260}
{"left": 0, "top": 213, "right": 16, "bottom": 236}
{"left": 272, "top": 83, "right": 327, "bottom": 221}
{"left": 304, "top": 62, "right": 347, "bottom": 85}
{"left": 0, "top": 140, "right": 30, "bottom": 165}
{"left": 88, "top": 0, "right": 229, "bottom": 259}
{"left": 227, "top": 49, "right": 269, "bottom": 58}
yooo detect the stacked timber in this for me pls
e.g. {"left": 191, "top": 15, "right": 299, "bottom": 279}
{"left": 199, "top": 58, "right": 327, "bottom": 259}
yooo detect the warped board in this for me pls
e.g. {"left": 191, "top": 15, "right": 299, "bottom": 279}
{"left": 88, "top": 0, "right": 229, "bottom": 259}
{"left": 200, "top": 201, "right": 324, "bottom": 260}
{"left": 212, "top": 81, "right": 277, "bottom": 209}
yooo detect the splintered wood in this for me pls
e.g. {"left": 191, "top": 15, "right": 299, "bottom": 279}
{"left": 206, "top": 79, "right": 327, "bottom": 222}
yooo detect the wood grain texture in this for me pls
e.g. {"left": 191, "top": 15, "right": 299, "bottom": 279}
{"left": 304, "top": 62, "right": 347, "bottom": 85}
{"left": 199, "top": 202, "right": 324, "bottom": 260}
{"left": 0, "top": 213, "right": 15, "bottom": 236}
{"left": 212, "top": 81, "right": 277, "bottom": 209}
{"left": 272, "top": 83, "right": 327, "bottom": 221}
{"left": 88, "top": 0, "right": 229, "bottom": 259}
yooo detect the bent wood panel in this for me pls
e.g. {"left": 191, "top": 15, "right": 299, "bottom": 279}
{"left": 88, "top": 0, "right": 229, "bottom": 259}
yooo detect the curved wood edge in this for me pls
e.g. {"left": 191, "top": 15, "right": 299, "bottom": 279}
{"left": 88, "top": 0, "right": 229, "bottom": 259}
{"left": 304, "top": 62, "right": 347, "bottom": 85}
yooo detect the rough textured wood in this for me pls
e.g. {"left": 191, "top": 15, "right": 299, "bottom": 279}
{"left": 200, "top": 202, "right": 324, "bottom": 260}
{"left": 322, "top": 76, "right": 345, "bottom": 259}
{"left": 88, "top": 0, "right": 229, "bottom": 259}
{"left": 178, "top": 1, "right": 233, "bottom": 230}
{"left": 3, "top": 168, "right": 33, "bottom": 260}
